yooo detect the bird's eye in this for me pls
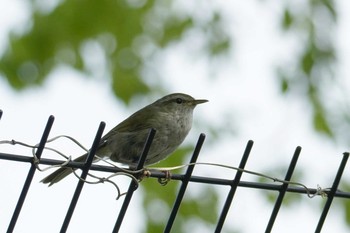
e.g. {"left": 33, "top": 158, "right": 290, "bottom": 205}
{"left": 175, "top": 98, "right": 183, "bottom": 104}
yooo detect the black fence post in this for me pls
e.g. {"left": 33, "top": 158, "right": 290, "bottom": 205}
{"left": 113, "top": 128, "right": 156, "bottom": 233}
{"left": 164, "top": 133, "right": 206, "bottom": 233}
{"left": 265, "top": 146, "right": 301, "bottom": 232}
{"left": 60, "top": 121, "right": 105, "bottom": 233}
{"left": 215, "top": 140, "right": 254, "bottom": 232}
{"left": 7, "top": 115, "right": 55, "bottom": 233}
{"left": 315, "top": 152, "right": 349, "bottom": 233}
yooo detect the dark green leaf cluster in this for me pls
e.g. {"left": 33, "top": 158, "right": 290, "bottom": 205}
{"left": 278, "top": 0, "right": 337, "bottom": 137}
{"left": 0, "top": 0, "right": 229, "bottom": 103}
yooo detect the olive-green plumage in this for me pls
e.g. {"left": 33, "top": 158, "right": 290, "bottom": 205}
{"left": 41, "top": 93, "right": 207, "bottom": 186}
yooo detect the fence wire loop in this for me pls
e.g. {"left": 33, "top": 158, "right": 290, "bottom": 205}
{"left": 148, "top": 162, "right": 330, "bottom": 199}
{"left": 316, "top": 185, "right": 329, "bottom": 198}
{"left": 0, "top": 136, "right": 342, "bottom": 200}
{"left": 0, "top": 136, "right": 146, "bottom": 199}
{"left": 157, "top": 170, "right": 172, "bottom": 186}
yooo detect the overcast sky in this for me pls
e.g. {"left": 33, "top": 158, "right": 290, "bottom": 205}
{"left": 1, "top": 1, "right": 350, "bottom": 232}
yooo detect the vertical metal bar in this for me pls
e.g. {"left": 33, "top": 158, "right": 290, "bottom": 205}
{"left": 265, "top": 146, "right": 301, "bottom": 233}
{"left": 215, "top": 140, "right": 254, "bottom": 233}
{"left": 113, "top": 128, "right": 156, "bottom": 233}
{"left": 164, "top": 133, "right": 206, "bottom": 233}
{"left": 60, "top": 121, "right": 105, "bottom": 233}
{"left": 7, "top": 115, "right": 55, "bottom": 233}
{"left": 315, "top": 152, "right": 349, "bottom": 233}
{"left": 0, "top": 109, "right": 3, "bottom": 120}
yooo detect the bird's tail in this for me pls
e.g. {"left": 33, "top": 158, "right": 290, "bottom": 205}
{"left": 41, "top": 154, "right": 87, "bottom": 186}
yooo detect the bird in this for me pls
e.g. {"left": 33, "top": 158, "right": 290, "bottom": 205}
{"left": 41, "top": 93, "right": 208, "bottom": 186}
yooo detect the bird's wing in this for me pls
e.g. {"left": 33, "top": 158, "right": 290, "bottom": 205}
{"left": 99, "top": 107, "right": 158, "bottom": 144}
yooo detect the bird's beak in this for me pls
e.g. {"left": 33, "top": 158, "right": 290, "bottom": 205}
{"left": 193, "top": 99, "right": 208, "bottom": 105}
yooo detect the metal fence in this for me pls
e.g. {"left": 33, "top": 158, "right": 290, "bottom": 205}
{"left": 1, "top": 112, "right": 350, "bottom": 233}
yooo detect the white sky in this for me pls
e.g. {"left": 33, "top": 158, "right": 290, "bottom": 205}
{"left": 1, "top": 0, "right": 350, "bottom": 233}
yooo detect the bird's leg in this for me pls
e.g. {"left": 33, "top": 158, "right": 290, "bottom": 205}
{"left": 133, "top": 168, "right": 172, "bottom": 186}
{"left": 127, "top": 164, "right": 149, "bottom": 182}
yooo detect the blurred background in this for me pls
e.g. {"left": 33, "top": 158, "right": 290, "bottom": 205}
{"left": 1, "top": 0, "right": 350, "bottom": 232}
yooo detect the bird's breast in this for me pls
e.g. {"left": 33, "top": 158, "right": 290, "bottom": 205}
{"left": 158, "top": 111, "right": 193, "bottom": 143}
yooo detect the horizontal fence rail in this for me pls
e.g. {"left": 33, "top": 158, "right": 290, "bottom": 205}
{"left": 0, "top": 112, "right": 349, "bottom": 233}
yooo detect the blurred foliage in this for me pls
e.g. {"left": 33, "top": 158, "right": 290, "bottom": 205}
{"left": 277, "top": 1, "right": 350, "bottom": 229}
{"left": 276, "top": 0, "right": 337, "bottom": 215}
{"left": 277, "top": 0, "right": 337, "bottom": 138}
{"left": 0, "top": 0, "right": 230, "bottom": 103}
{"left": 0, "top": 0, "right": 230, "bottom": 232}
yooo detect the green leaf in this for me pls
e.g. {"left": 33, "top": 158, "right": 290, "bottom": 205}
{"left": 301, "top": 47, "right": 314, "bottom": 76}
{"left": 158, "top": 18, "right": 193, "bottom": 47}
{"left": 279, "top": 74, "right": 290, "bottom": 93}
{"left": 313, "top": 109, "right": 333, "bottom": 137}
{"left": 112, "top": 69, "right": 150, "bottom": 104}
{"left": 282, "top": 9, "right": 293, "bottom": 30}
